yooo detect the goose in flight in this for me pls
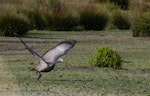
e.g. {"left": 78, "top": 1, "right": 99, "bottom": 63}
{"left": 19, "top": 37, "right": 76, "bottom": 80}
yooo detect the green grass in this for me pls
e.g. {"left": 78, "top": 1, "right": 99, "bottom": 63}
{"left": 0, "top": 30, "right": 150, "bottom": 96}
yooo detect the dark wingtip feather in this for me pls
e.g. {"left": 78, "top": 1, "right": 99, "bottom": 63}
{"left": 68, "top": 39, "right": 76, "bottom": 45}
{"left": 65, "top": 39, "right": 76, "bottom": 46}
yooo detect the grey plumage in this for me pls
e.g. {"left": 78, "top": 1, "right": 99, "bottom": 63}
{"left": 19, "top": 37, "right": 76, "bottom": 80}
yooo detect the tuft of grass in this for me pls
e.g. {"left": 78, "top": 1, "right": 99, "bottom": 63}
{"left": 80, "top": 4, "right": 109, "bottom": 30}
{"left": 132, "top": 12, "right": 150, "bottom": 37}
{"left": 0, "top": 13, "right": 32, "bottom": 36}
{"left": 129, "top": 0, "right": 150, "bottom": 13}
{"left": 109, "top": 0, "right": 129, "bottom": 10}
{"left": 111, "top": 9, "right": 131, "bottom": 30}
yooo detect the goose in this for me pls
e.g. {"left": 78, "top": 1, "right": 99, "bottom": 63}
{"left": 19, "top": 37, "right": 76, "bottom": 80}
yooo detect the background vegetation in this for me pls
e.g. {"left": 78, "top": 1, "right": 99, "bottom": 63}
{"left": 0, "top": 0, "right": 150, "bottom": 36}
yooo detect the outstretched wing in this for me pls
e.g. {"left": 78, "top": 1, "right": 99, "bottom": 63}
{"left": 19, "top": 37, "right": 46, "bottom": 63}
{"left": 42, "top": 39, "right": 76, "bottom": 65}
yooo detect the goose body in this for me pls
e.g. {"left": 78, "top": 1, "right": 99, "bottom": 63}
{"left": 19, "top": 38, "right": 76, "bottom": 80}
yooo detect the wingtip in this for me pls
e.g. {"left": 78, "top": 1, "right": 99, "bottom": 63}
{"left": 68, "top": 39, "right": 77, "bottom": 45}
{"left": 59, "top": 39, "right": 76, "bottom": 47}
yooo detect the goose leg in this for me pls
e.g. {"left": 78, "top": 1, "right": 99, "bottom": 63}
{"left": 36, "top": 71, "right": 41, "bottom": 80}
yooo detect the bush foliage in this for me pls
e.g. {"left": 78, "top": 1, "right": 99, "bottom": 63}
{"left": 0, "top": 13, "right": 31, "bottom": 36}
{"left": 109, "top": 0, "right": 129, "bottom": 10}
{"left": 0, "top": 0, "right": 149, "bottom": 36}
{"left": 46, "top": 13, "right": 79, "bottom": 31}
{"left": 111, "top": 10, "right": 130, "bottom": 30}
{"left": 89, "top": 47, "right": 122, "bottom": 69}
{"left": 28, "top": 11, "right": 46, "bottom": 30}
{"left": 80, "top": 5, "right": 109, "bottom": 30}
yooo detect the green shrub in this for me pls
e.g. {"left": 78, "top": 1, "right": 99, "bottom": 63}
{"left": 89, "top": 47, "right": 122, "bottom": 69}
{"left": 111, "top": 10, "right": 130, "bottom": 30}
{"left": 132, "top": 12, "right": 150, "bottom": 37}
{"left": 109, "top": 0, "right": 129, "bottom": 10}
{"left": 0, "top": 13, "right": 31, "bottom": 36}
{"left": 80, "top": 5, "right": 109, "bottom": 30}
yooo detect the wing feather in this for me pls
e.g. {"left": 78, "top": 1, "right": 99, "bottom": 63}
{"left": 20, "top": 38, "right": 76, "bottom": 66}
{"left": 42, "top": 39, "right": 76, "bottom": 65}
{"left": 19, "top": 37, "right": 46, "bottom": 63}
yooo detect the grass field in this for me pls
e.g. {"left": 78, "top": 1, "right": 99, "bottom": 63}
{"left": 0, "top": 30, "right": 150, "bottom": 96}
